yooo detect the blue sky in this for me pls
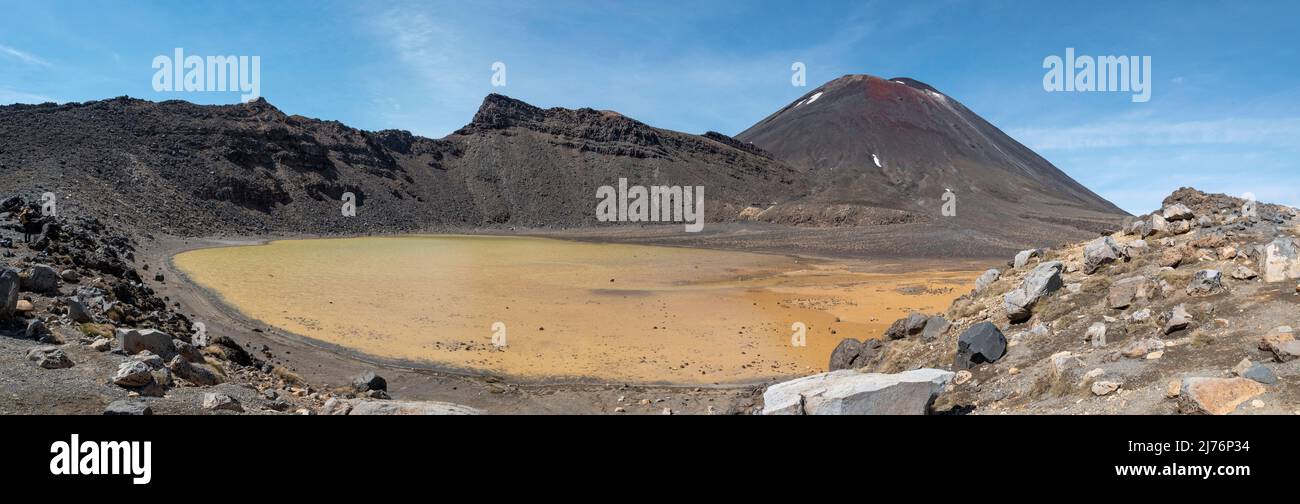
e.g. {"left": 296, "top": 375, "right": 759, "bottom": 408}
{"left": 1, "top": 0, "right": 1297, "bottom": 214}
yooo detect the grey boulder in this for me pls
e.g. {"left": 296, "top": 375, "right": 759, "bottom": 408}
{"left": 954, "top": 322, "right": 1007, "bottom": 369}
{"left": 761, "top": 368, "right": 955, "bottom": 415}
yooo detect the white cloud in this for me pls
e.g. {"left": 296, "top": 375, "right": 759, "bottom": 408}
{"left": 0, "top": 43, "right": 52, "bottom": 67}
{"left": 0, "top": 87, "right": 56, "bottom": 104}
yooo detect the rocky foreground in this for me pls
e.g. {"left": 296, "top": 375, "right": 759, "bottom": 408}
{"left": 0, "top": 195, "right": 478, "bottom": 415}
{"left": 765, "top": 188, "right": 1300, "bottom": 415}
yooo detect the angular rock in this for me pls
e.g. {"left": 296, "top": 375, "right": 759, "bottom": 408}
{"left": 1272, "top": 340, "right": 1300, "bottom": 363}
{"left": 0, "top": 268, "right": 18, "bottom": 320}
{"left": 954, "top": 322, "right": 1007, "bottom": 369}
{"left": 66, "top": 297, "right": 91, "bottom": 323}
{"left": 922, "top": 316, "right": 950, "bottom": 340}
{"left": 1178, "top": 377, "right": 1265, "bottom": 415}
{"left": 1083, "top": 236, "right": 1124, "bottom": 274}
{"left": 204, "top": 335, "right": 253, "bottom": 366}
{"left": 1242, "top": 363, "right": 1277, "bottom": 385}
{"left": 1125, "top": 239, "right": 1149, "bottom": 257}
{"left": 761, "top": 368, "right": 954, "bottom": 415}
{"left": 974, "top": 268, "right": 1000, "bottom": 292}
{"left": 1163, "top": 203, "right": 1194, "bottom": 221}
{"left": 103, "top": 399, "right": 152, "bottom": 416}
{"left": 26, "top": 346, "right": 73, "bottom": 369}
{"left": 117, "top": 328, "right": 177, "bottom": 360}
{"left": 348, "top": 400, "right": 484, "bottom": 415}
{"left": 112, "top": 360, "right": 154, "bottom": 388}
{"left": 202, "top": 392, "right": 244, "bottom": 412}
{"left": 89, "top": 337, "right": 111, "bottom": 352}
{"left": 1122, "top": 338, "right": 1165, "bottom": 358}
{"left": 1091, "top": 380, "right": 1121, "bottom": 396}
{"left": 1003, "top": 261, "right": 1064, "bottom": 322}
{"left": 1231, "top": 265, "right": 1258, "bottom": 280}
{"left": 21, "top": 264, "right": 59, "bottom": 293}
{"left": 1151, "top": 213, "right": 1168, "bottom": 233}
{"left": 1163, "top": 304, "right": 1192, "bottom": 335}
{"left": 1107, "top": 276, "right": 1151, "bottom": 309}
{"left": 828, "top": 338, "right": 865, "bottom": 371}
{"left": 320, "top": 397, "right": 353, "bottom": 416}
{"left": 1085, "top": 322, "right": 1107, "bottom": 348}
{"left": 174, "top": 339, "right": 204, "bottom": 363}
{"left": 1186, "top": 269, "right": 1223, "bottom": 295}
{"left": 1159, "top": 247, "right": 1185, "bottom": 268}
{"left": 167, "top": 355, "right": 224, "bottom": 385}
{"left": 1013, "top": 249, "right": 1041, "bottom": 269}
{"left": 1260, "top": 237, "right": 1300, "bottom": 283}
{"left": 25, "top": 319, "right": 48, "bottom": 339}
{"left": 352, "top": 371, "right": 388, "bottom": 392}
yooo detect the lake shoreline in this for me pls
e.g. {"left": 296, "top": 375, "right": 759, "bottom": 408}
{"left": 148, "top": 230, "right": 991, "bottom": 414}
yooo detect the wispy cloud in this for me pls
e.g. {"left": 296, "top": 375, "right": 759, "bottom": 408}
{"left": 0, "top": 87, "right": 57, "bottom": 104}
{"left": 0, "top": 43, "right": 53, "bottom": 67}
{"left": 1008, "top": 117, "right": 1300, "bottom": 151}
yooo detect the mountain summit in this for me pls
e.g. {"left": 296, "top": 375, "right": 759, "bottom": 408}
{"left": 737, "top": 74, "right": 1126, "bottom": 244}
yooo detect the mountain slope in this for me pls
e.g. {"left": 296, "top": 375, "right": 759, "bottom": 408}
{"left": 736, "top": 74, "right": 1127, "bottom": 241}
{"left": 0, "top": 95, "right": 800, "bottom": 236}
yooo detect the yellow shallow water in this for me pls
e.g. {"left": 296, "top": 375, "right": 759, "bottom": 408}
{"left": 173, "top": 235, "right": 976, "bottom": 384}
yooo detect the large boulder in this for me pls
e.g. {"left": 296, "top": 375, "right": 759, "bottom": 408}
{"left": 1013, "top": 249, "right": 1041, "bottom": 269}
{"left": 1083, "top": 236, "right": 1124, "bottom": 274}
{"left": 26, "top": 346, "right": 73, "bottom": 369}
{"left": 922, "top": 316, "right": 950, "bottom": 340}
{"left": 883, "top": 312, "right": 929, "bottom": 340}
{"left": 954, "top": 322, "right": 1007, "bottom": 369}
{"left": 828, "top": 338, "right": 880, "bottom": 371}
{"left": 21, "top": 264, "right": 59, "bottom": 293}
{"left": 1163, "top": 304, "right": 1193, "bottom": 335}
{"left": 112, "top": 360, "right": 155, "bottom": 388}
{"left": 117, "top": 328, "right": 177, "bottom": 360}
{"left": 0, "top": 269, "right": 18, "bottom": 320}
{"left": 1259, "top": 237, "right": 1300, "bottom": 283}
{"left": 828, "top": 339, "right": 864, "bottom": 371}
{"left": 167, "top": 356, "right": 224, "bottom": 386}
{"left": 348, "top": 400, "right": 483, "bottom": 415}
{"left": 974, "top": 268, "right": 1001, "bottom": 292}
{"left": 1178, "top": 377, "right": 1265, "bottom": 415}
{"left": 1107, "top": 276, "right": 1152, "bottom": 309}
{"left": 352, "top": 371, "right": 388, "bottom": 392}
{"left": 1003, "top": 261, "right": 1064, "bottom": 322}
{"left": 66, "top": 297, "right": 91, "bottom": 323}
{"left": 761, "top": 368, "right": 954, "bottom": 415}
{"left": 1162, "top": 203, "right": 1195, "bottom": 221}
{"left": 203, "top": 335, "right": 253, "bottom": 366}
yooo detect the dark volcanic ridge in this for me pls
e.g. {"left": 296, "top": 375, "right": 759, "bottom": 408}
{"left": 1, "top": 74, "right": 1126, "bottom": 257}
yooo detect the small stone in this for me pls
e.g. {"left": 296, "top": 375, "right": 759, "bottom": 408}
{"left": 90, "top": 338, "right": 111, "bottom": 352}
{"left": 1166, "top": 380, "right": 1181, "bottom": 398}
{"left": 103, "top": 399, "right": 152, "bottom": 416}
{"left": 202, "top": 392, "right": 244, "bottom": 412}
{"left": 1232, "top": 358, "right": 1253, "bottom": 376}
{"left": 1145, "top": 351, "right": 1164, "bottom": 360}
{"left": 954, "top": 370, "right": 972, "bottom": 385}
{"left": 1008, "top": 367, "right": 1020, "bottom": 375}
{"left": 1091, "top": 381, "right": 1121, "bottom": 396}
{"left": 112, "top": 360, "right": 154, "bottom": 387}
{"left": 26, "top": 346, "right": 73, "bottom": 369}
{"left": 1251, "top": 399, "right": 1265, "bottom": 408}
{"left": 1085, "top": 322, "right": 1107, "bottom": 347}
